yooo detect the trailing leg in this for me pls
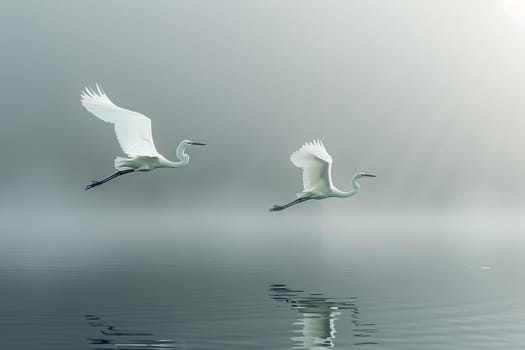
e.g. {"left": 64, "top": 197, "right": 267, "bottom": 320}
{"left": 85, "top": 169, "right": 135, "bottom": 190}
{"left": 269, "top": 197, "right": 311, "bottom": 212}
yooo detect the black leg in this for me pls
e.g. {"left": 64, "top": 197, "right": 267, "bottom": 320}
{"left": 85, "top": 169, "right": 135, "bottom": 190}
{"left": 269, "top": 197, "right": 311, "bottom": 212}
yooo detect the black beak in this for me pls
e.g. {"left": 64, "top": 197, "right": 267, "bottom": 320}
{"left": 189, "top": 142, "right": 206, "bottom": 146}
{"left": 362, "top": 174, "right": 376, "bottom": 177}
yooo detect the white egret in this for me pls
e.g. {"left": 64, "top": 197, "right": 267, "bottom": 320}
{"left": 269, "top": 139, "right": 375, "bottom": 211}
{"left": 81, "top": 85, "right": 205, "bottom": 190}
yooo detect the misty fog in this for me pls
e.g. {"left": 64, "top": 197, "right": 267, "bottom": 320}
{"left": 1, "top": 0, "right": 524, "bottom": 220}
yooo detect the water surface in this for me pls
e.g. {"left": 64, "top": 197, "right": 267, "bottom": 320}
{"left": 1, "top": 217, "right": 525, "bottom": 349}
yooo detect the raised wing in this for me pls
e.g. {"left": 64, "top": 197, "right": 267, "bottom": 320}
{"left": 80, "top": 85, "right": 159, "bottom": 157}
{"left": 290, "top": 139, "right": 333, "bottom": 193}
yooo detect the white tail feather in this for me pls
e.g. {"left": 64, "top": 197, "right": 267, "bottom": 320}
{"left": 114, "top": 156, "right": 134, "bottom": 170}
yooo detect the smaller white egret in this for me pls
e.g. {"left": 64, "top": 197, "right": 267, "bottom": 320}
{"left": 269, "top": 140, "right": 375, "bottom": 212}
{"left": 81, "top": 85, "right": 205, "bottom": 190}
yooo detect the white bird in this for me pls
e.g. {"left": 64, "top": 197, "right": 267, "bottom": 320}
{"left": 269, "top": 140, "right": 375, "bottom": 211}
{"left": 81, "top": 85, "right": 205, "bottom": 190}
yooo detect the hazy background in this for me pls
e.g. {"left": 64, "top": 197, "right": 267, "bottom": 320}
{"left": 3, "top": 2, "right": 525, "bottom": 349}
{"left": 1, "top": 0, "right": 525, "bottom": 220}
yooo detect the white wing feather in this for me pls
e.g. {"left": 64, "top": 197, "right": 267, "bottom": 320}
{"left": 80, "top": 85, "right": 159, "bottom": 157}
{"left": 290, "top": 139, "right": 333, "bottom": 193}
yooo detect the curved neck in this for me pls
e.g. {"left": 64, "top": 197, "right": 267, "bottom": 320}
{"left": 162, "top": 142, "right": 189, "bottom": 168}
{"left": 335, "top": 173, "right": 361, "bottom": 198}
{"left": 176, "top": 142, "right": 190, "bottom": 164}
{"left": 351, "top": 173, "right": 361, "bottom": 192}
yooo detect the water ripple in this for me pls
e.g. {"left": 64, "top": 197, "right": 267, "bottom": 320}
{"left": 84, "top": 314, "right": 177, "bottom": 350}
{"left": 269, "top": 284, "right": 378, "bottom": 348}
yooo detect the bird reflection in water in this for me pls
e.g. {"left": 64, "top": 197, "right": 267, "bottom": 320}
{"left": 269, "top": 284, "right": 377, "bottom": 349}
{"left": 84, "top": 314, "right": 178, "bottom": 349}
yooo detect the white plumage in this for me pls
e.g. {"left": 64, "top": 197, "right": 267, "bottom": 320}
{"left": 81, "top": 85, "right": 205, "bottom": 190}
{"left": 80, "top": 84, "right": 159, "bottom": 157}
{"left": 269, "top": 139, "right": 375, "bottom": 211}
{"left": 290, "top": 139, "right": 333, "bottom": 195}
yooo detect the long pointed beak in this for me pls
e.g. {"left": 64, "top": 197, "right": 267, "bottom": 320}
{"left": 362, "top": 173, "right": 376, "bottom": 177}
{"left": 190, "top": 142, "right": 206, "bottom": 146}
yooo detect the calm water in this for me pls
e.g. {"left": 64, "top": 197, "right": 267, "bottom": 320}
{"left": 2, "top": 215, "right": 525, "bottom": 349}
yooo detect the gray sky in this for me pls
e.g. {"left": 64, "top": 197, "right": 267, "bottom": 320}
{"left": 1, "top": 0, "right": 525, "bottom": 215}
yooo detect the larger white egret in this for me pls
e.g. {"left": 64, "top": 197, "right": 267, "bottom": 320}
{"left": 269, "top": 140, "right": 375, "bottom": 211}
{"left": 81, "top": 85, "right": 205, "bottom": 190}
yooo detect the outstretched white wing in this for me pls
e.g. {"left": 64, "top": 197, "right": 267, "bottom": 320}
{"left": 81, "top": 85, "right": 159, "bottom": 157}
{"left": 290, "top": 139, "right": 333, "bottom": 193}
